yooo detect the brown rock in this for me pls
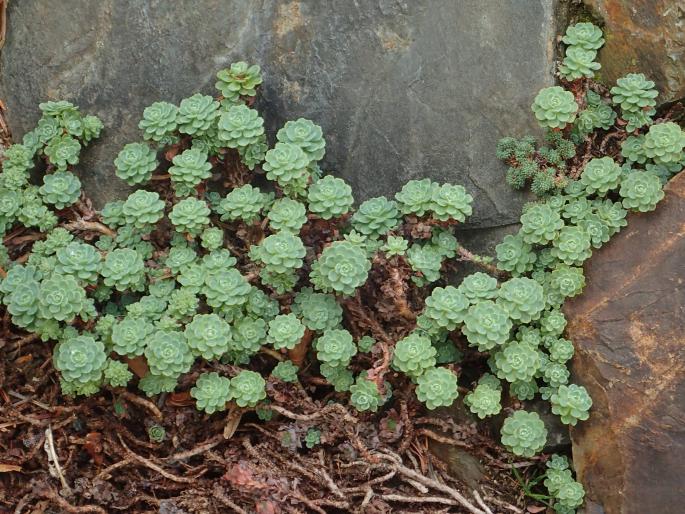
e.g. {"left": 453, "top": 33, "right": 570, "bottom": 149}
{"left": 564, "top": 171, "right": 685, "bottom": 514}
{"left": 583, "top": 0, "right": 685, "bottom": 102}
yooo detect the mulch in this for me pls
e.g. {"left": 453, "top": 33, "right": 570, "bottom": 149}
{"left": 0, "top": 334, "right": 540, "bottom": 514}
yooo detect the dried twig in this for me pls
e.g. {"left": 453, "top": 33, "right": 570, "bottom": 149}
{"left": 118, "top": 436, "right": 199, "bottom": 483}
{"left": 118, "top": 390, "right": 163, "bottom": 421}
{"left": 376, "top": 451, "right": 487, "bottom": 514}
{"left": 44, "top": 426, "right": 71, "bottom": 493}
{"left": 473, "top": 489, "right": 495, "bottom": 514}
{"left": 63, "top": 220, "right": 116, "bottom": 237}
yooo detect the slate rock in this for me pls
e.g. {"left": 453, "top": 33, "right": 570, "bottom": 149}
{"left": 583, "top": 0, "right": 685, "bottom": 103}
{"left": 564, "top": 171, "right": 685, "bottom": 514}
{"left": 0, "top": 0, "right": 558, "bottom": 227}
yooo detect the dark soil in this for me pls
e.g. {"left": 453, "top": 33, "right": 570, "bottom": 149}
{"left": 0, "top": 334, "right": 541, "bottom": 514}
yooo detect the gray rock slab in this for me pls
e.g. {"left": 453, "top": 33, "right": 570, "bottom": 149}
{"left": 0, "top": 0, "right": 557, "bottom": 227}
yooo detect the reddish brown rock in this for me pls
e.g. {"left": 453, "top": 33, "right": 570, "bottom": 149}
{"left": 583, "top": 0, "right": 685, "bottom": 102}
{"left": 564, "top": 171, "right": 685, "bottom": 514}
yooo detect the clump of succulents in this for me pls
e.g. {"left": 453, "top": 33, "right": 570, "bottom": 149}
{"left": 2, "top": 48, "right": 672, "bottom": 511}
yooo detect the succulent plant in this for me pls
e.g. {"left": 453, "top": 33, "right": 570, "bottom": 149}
{"left": 462, "top": 300, "right": 512, "bottom": 351}
{"left": 559, "top": 46, "right": 600, "bottom": 80}
{"left": 229, "top": 370, "right": 267, "bottom": 408}
{"left": 169, "top": 197, "right": 211, "bottom": 235}
{"left": 415, "top": 367, "right": 459, "bottom": 410}
{"left": 550, "top": 265, "right": 585, "bottom": 298}
{"left": 190, "top": 372, "right": 232, "bottom": 414}
{"left": 350, "top": 196, "right": 399, "bottom": 237}
{"left": 304, "top": 428, "right": 321, "bottom": 449}
{"left": 276, "top": 118, "right": 326, "bottom": 163}
{"left": 101, "top": 248, "right": 145, "bottom": 292}
{"left": 307, "top": 175, "right": 354, "bottom": 219}
{"left": 145, "top": 424, "right": 166, "bottom": 443}
{"left": 39, "top": 171, "right": 81, "bottom": 209}
{"left": 510, "top": 379, "right": 539, "bottom": 401}
{"left": 267, "top": 314, "right": 305, "bottom": 350}
{"left": 550, "top": 226, "right": 592, "bottom": 266}
{"left": 55, "top": 242, "right": 101, "bottom": 284}
{"left": 139, "top": 101, "right": 178, "bottom": 142}
{"left": 262, "top": 142, "right": 310, "bottom": 188}
{"left": 272, "top": 360, "right": 299, "bottom": 383}
{"left": 543, "top": 361, "right": 571, "bottom": 387}
{"left": 580, "top": 157, "right": 621, "bottom": 196}
{"left": 203, "top": 268, "right": 251, "bottom": 309}
{"left": 532, "top": 86, "right": 578, "bottom": 129}
{"left": 610, "top": 73, "right": 658, "bottom": 116}
{"left": 465, "top": 383, "right": 502, "bottom": 419}
{"left": 500, "top": 410, "right": 547, "bottom": 457}
{"left": 547, "top": 339, "right": 574, "bottom": 366}
{"left": 122, "top": 189, "right": 166, "bottom": 229}
{"left": 268, "top": 198, "right": 307, "bottom": 232}
{"left": 316, "top": 328, "right": 357, "bottom": 368}
{"left": 168, "top": 148, "right": 212, "bottom": 192}
{"left": 551, "top": 384, "right": 592, "bottom": 425}
{"left": 406, "top": 244, "right": 443, "bottom": 285}
{"left": 349, "top": 376, "right": 384, "bottom": 412}
{"left": 493, "top": 341, "right": 541, "bottom": 383}
{"left": 114, "top": 143, "right": 158, "bottom": 185}
{"left": 232, "top": 316, "right": 267, "bottom": 355}
{"left": 44, "top": 135, "right": 81, "bottom": 169}
{"left": 420, "top": 286, "right": 469, "bottom": 331}
{"left": 144, "top": 330, "right": 194, "bottom": 378}
{"left": 184, "top": 313, "right": 232, "bottom": 360}
{"left": 315, "top": 362, "right": 352, "bottom": 392}
{"left": 291, "top": 288, "right": 343, "bottom": 332}
{"left": 5, "top": 279, "right": 40, "bottom": 328}
{"left": 103, "top": 359, "right": 133, "bottom": 388}
{"left": 217, "top": 104, "right": 265, "bottom": 148}
{"left": 520, "top": 203, "right": 565, "bottom": 245}
{"left": 165, "top": 246, "right": 197, "bottom": 274}
{"left": 621, "top": 135, "right": 647, "bottom": 164}
{"left": 357, "top": 335, "right": 376, "bottom": 353}
{"left": 381, "top": 235, "right": 408, "bottom": 256}
{"left": 35, "top": 116, "right": 61, "bottom": 144}
{"left": 540, "top": 309, "right": 567, "bottom": 337}
{"left": 392, "top": 333, "right": 437, "bottom": 378}
{"left": 429, "top": 183, "right": 473, "bottom": 222}
{"left": 644, "top": 122, "right": 685, "bottom": 164}
{"left": 310, "top": 241, "right": 371, "bottom": 296}
{"left": 39, "top": 100, "right": 77, "bottom": 118}
{"left": 53, "top": 335, "right": 107, "bottom": 394}
{"left": 619, "top": 171, "right": 664, "bottom": 212}
{"left": 139, "top": 373, "right": 178, "bottom": 397}
{"left": 38, "top": 274, "right": 88, "bottom": 322}
{"left": 200, "top": 227, "right": 224, "bottom": 251}
{"left": 562, "top": 22, "right": 604, "bottom": 50}
{"left": 176, "top": 93, "right": 220, "bottom": 135}
{"left": 219, "top": 184, "right": 269, "bottom": 223}
{"left": 456, "top": 272, "right": 497, "bottom": 302}
{"left": 593, "top": 199, "right": 628, "bottom": 236}
{"left": 393, "top": 179, "right": 435, "bottom": 217}
{"left": 555, "top": 480, "right": 586, "bottom": 509}
{"left": 215, "top": 62, "right": 263, "bottom": 102}
{"left": 252, "top": 232, "right": 306, "bottom": 274}
{"left": 238, "top": 136, "right": 268, "bottom": 170}
{"left": 497, "top": 277, "right": 545, "bottom": 323}
{"left": 110, "top": 317, "right": 153, "bottom": 357}
{"left": 495, "top": 234, "right": 537, "bottom": 275}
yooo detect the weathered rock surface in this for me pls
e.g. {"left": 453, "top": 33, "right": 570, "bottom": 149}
{"left": 583, "top": 0, "right": 685, "bottom": 102}
{"left": 0, "top": 0, "right": 559, "bottom": 227}
{"left": 565, "top": 171, "right": 685, "bottom": 514}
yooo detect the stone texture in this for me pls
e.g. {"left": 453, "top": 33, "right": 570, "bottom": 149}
{"left": 583, "top": 0, "right": 685, "bottom": 102}
{"left": 0, "top": 0, "right": 558, "bottom": 227}
{"left": 564, "top": 171, "right": 685, "bottom": 514}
